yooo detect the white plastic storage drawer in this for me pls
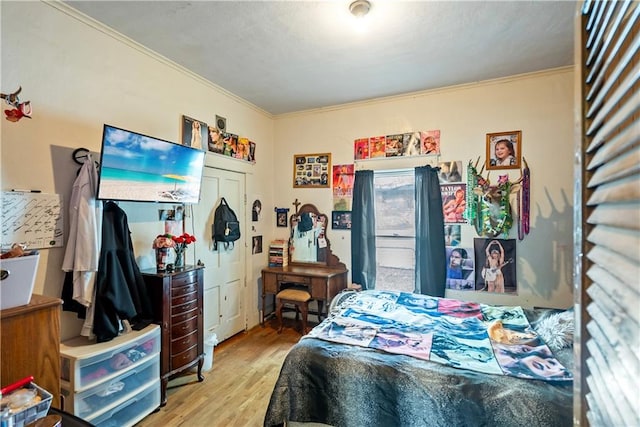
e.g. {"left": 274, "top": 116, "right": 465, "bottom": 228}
{"left": 89, "top": 379, "right": 160, "bottom": 427}
{"left": 60, "top": 324, "right": 160, "bottom": 392}
{"left": 61, "top": 356, "right": 159, "bottom": 419}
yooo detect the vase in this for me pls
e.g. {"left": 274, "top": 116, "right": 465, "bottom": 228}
{"left": 174, "top": 249, "right": 184, "bottom": 269}
{"left": 155, "top": 248, "right": 169, "bottom": 272}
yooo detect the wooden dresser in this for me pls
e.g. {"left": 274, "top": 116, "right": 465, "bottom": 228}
{"left": 141, "top": 266, "right": 204, "bottom": 406}
{"left": 0, "top": 294, "right": 62, "bottom": 408}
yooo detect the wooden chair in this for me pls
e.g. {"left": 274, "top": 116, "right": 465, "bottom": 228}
{"left": 276, "top": 288, "right": 312, "bottom": 334}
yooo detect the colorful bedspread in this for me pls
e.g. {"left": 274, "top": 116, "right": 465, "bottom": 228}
{"left": 306, "top": 290, "right": 572, "bottom": 382}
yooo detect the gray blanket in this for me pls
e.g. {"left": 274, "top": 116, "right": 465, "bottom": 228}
{"left": 264, "top": 310, "right": 573, "bottom": 427}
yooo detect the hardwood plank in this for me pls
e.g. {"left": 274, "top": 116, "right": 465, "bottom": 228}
{"left": 135, "top": 318, "right": 307, "bottom": 427}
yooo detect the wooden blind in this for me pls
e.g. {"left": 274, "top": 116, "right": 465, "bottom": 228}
{"left": 577, "top": 1, "right": 639, "bottom": 426}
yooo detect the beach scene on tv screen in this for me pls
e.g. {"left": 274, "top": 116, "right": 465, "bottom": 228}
{"left": 98, "top": 126, "right": 205, "bottom": 203}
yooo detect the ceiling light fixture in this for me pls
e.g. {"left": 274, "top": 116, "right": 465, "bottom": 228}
{"left": 349, "top": 0, "right": 371, "bottom": 18}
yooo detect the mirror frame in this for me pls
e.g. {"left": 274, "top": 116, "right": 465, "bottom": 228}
{"left": 289, "top": 203, "right": 344, "bottom": 268}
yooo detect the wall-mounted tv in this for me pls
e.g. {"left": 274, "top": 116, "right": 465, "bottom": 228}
{"left": 97, "top": 124, "right": 206, "bottom": 204}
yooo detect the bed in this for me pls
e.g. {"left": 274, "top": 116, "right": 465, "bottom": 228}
{"left": 264, "top": 290, "right": 574, "bottom": 427}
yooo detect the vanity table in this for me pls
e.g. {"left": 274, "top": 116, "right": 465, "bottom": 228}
{"left": 261, "top": 203, "right": 348, "bottom": 325}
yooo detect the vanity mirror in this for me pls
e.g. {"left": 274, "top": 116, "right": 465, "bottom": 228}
{"left": 289, "top": 203, "right": 343, "bottom": 267}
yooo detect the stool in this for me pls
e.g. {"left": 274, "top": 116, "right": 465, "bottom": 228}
{"left": 276, "top": 288, "right": 312, "bottom": 334}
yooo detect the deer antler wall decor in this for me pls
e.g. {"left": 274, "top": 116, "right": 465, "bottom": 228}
{"left": 464, "top": 157, "right": 531, "bottom": 240}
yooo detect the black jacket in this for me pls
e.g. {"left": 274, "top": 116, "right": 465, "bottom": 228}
{"left": 94, "top": 201, "right": 152, "bottom": 342}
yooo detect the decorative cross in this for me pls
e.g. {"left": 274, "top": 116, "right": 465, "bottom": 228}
{"left": 292, "top": 198, "right": 301, "bottom": 213}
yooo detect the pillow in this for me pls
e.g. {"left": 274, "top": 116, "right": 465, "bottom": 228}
{"left": 534, "top": 310, "right": 574, "bottom": 352}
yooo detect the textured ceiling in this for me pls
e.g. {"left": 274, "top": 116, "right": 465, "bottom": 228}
{"left": 65, "top": 1, "right": 578, "bottom": 115}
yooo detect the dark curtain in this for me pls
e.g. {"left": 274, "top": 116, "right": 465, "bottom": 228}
{"left": 414, "top": 165, "right": 446, "bottom": 296}
{"left": 351, "top": 170, "right": 376, "bottom": 290}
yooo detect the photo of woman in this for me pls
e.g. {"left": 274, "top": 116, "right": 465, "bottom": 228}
{"left": 474, "top": 238, "right": 517, "bottom": 293}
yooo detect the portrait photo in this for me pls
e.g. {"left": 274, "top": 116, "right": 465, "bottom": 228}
{"left": 445, "top": 247, "right": 475, "bottom": 291}
{"left": 486, "top": 130, "right": 521, "bottom": 170}
{"left": 252, "top": 199, "right": 262, "bottom": 222}
{"left": 181, "top": 115, "right": 208, "bottom": 151}
{"left": 276, "top": 208, "right": 289, "bottom": 227}
{"left": 252, "top": 235, "right": 263, "bottom": 254}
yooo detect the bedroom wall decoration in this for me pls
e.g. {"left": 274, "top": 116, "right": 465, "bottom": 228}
{"left": 1, "top": 86, "right": 32, "bottom": 122}
{"left": 441, "top": 183, "right": 467, "bottom": 224}
{"left": 332, "top": 164, "right": 354, "bottom": 210}
{"left": 275, "top": 208, "right": 289, "bottom": 227}
{"left": 293, "top": 153, "right": 331, "bottom": 188}
{"left": 473, "top": 238, "right": 517, "bottom": 294}
{"left": 353, "top": 130, "right": 441, "bottom": 160}
{"left": 486, "top": 130, "right": 522, "bottom": 170}
{"left": 183, "top": 114, "right": 256, "bottom": 163}
{"left": 464, "top": 157, "right": 530, "bottom": 240}
{"left": 445, "top": 246, "right": 475, "bottom": 290}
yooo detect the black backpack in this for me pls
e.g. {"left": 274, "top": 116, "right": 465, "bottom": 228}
{"left": 212, "top": 197, "right": 241, "bottom": 250}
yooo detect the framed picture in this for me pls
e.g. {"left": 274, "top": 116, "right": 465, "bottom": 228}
{"left": 252, "top": 235, "right": 263, "bottom": 254}
{"left": 486, "top": 130, "right": 521, "bottom": 170}
{"left": 181, "top": 115, "right": 208, "bottom": 151}
{"left": 293, "top": 153, "right": 331, "bottom": 188}
{"left": 331, "top": 211, "right": 352, "bottom": 230}
{"left": 276, "top": 208, "right": 289, "bottom": 227}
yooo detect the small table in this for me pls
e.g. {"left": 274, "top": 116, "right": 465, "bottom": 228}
{"left": 261, "top": 265, "right": 348, "bottom": 324}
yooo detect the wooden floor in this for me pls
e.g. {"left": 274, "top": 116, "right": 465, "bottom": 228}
{"left": 135, "top": 317, "right": 304, "bottom": 427}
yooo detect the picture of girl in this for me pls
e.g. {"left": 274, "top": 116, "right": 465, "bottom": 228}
{"left": 486, "top": 130, "right": 521, "bottom": 169}
{"left": 490, "top": 139, "right": 517, "bottom": 166}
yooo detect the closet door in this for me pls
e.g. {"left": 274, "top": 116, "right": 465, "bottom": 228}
{"left": 576, "top": 2, "right": 639, "bottom": 425}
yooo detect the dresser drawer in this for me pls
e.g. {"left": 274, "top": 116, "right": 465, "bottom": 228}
{"left": 171, "top": 330, "right": 198, "bottom": 355}
{"left": 278, "top": 274, "right": 310, "bottom": 285}
{"left": 171, "top": 297, "right": 199, "bottom": 316}
{"left": 171, "top": 289, "right": 197, "bottom": 307}
{"left": 171, "top": 306, "right": 198, "bottom": 325}
{"left": 171, "top": 282, "right": 198, "bottom": 298}
{"left": 171, "top": 270, "right": 198, "bottom": 288}
{"left": 171, "top": 315, "right": 198, "bottom": 339}
{"left": 171, "top": 345, "right": 199, "bottom": 371}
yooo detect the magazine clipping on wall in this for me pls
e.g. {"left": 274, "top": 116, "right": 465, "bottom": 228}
{"left": 446, "top": 246, "right": 475, "bottom": 291}
{"left": 438, "top": 160, "right": 463, "bottom": 184}
{"left": 474, "top": 238, "right": 517, "bottom": 294}
{"left": 369, "top": 136, "right": 386, "bottom": 158}
{"left": 441, "top": 183, "right": 467, "bottom": 224}
{"left": 354, "top": 138, "right": 369, "bottom": 160}
{"left": 385, "top": 134, "right": 404, "bottom": 157}
{"left": 444, "top": 224, "right": 461, "bottom": 247}
{"left": 181, "top": 115, "right": 208, "bottom": 151}
{"left": 333, "top": 164, "right": 354, "bottom": 211}
{"left": 421, "top": 130, "right": 441, "bottom": 155}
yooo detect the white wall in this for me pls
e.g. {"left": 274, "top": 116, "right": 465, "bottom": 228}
{"left": 1, "top": 1, "right": 275, "bottom": 339}
{"left": 1, "top": 2, "right": 574, "bottom": 342}
{"left": 273, "top": 69, "right": 575, "bottom": 309}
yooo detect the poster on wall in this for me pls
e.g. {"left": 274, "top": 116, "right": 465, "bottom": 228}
{"left": 293, "top": 153, "right": 331, "bottom": 188}
{"left": 446, "top": 246, "right": 475, "bottom": 290}
{"left": 438, "top": 160, "right": 463, "bottom": 183}
{"left": 181, "top": 115, "right": 208, "bottom": 150}
{"left": 333, "top": 164, "right": 354, "bottom": 211}
{"left": 444, "top": 224, "right": 461, "bottom": 247}
{"left": 441, "top": 183, "right": 467, "bottom": 223}
{"left": 354, "top": 138, "right": 370, "bottom": 160}
{"left": 474, "top": 238, "right": 517, "bottom": 294}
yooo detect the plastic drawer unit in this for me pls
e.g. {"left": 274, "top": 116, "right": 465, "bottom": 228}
{"left": 87, "top": 379, "right": 160, "bottom": 427}
{"left": 59, "top": 324, "right": 161, "bottom": 424}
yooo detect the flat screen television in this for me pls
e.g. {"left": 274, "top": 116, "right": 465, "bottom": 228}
{"left": 97, "top": 124, "right": 206, "bottom": 204}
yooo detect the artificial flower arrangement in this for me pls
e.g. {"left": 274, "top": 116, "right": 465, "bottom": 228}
{"left": 172, "top": 233, "right": 196, "bottom": 253}
{"left": 153, "top": 234, "right": 175, "bottom": 249}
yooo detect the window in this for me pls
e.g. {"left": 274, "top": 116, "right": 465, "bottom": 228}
{"left": 373, "top": 169, "right": 415, "bottom": 293}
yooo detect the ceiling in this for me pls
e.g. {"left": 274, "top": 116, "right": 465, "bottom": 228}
{"left": 65, "top": 1, "right": 578, "bottom": 116}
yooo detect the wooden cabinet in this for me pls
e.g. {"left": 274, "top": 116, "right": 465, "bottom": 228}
{"left": 1, "top": 294, "right": 62, "bottom": 409}
{"left": 141, "top": 266, "right": 204, "bottom": 406}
